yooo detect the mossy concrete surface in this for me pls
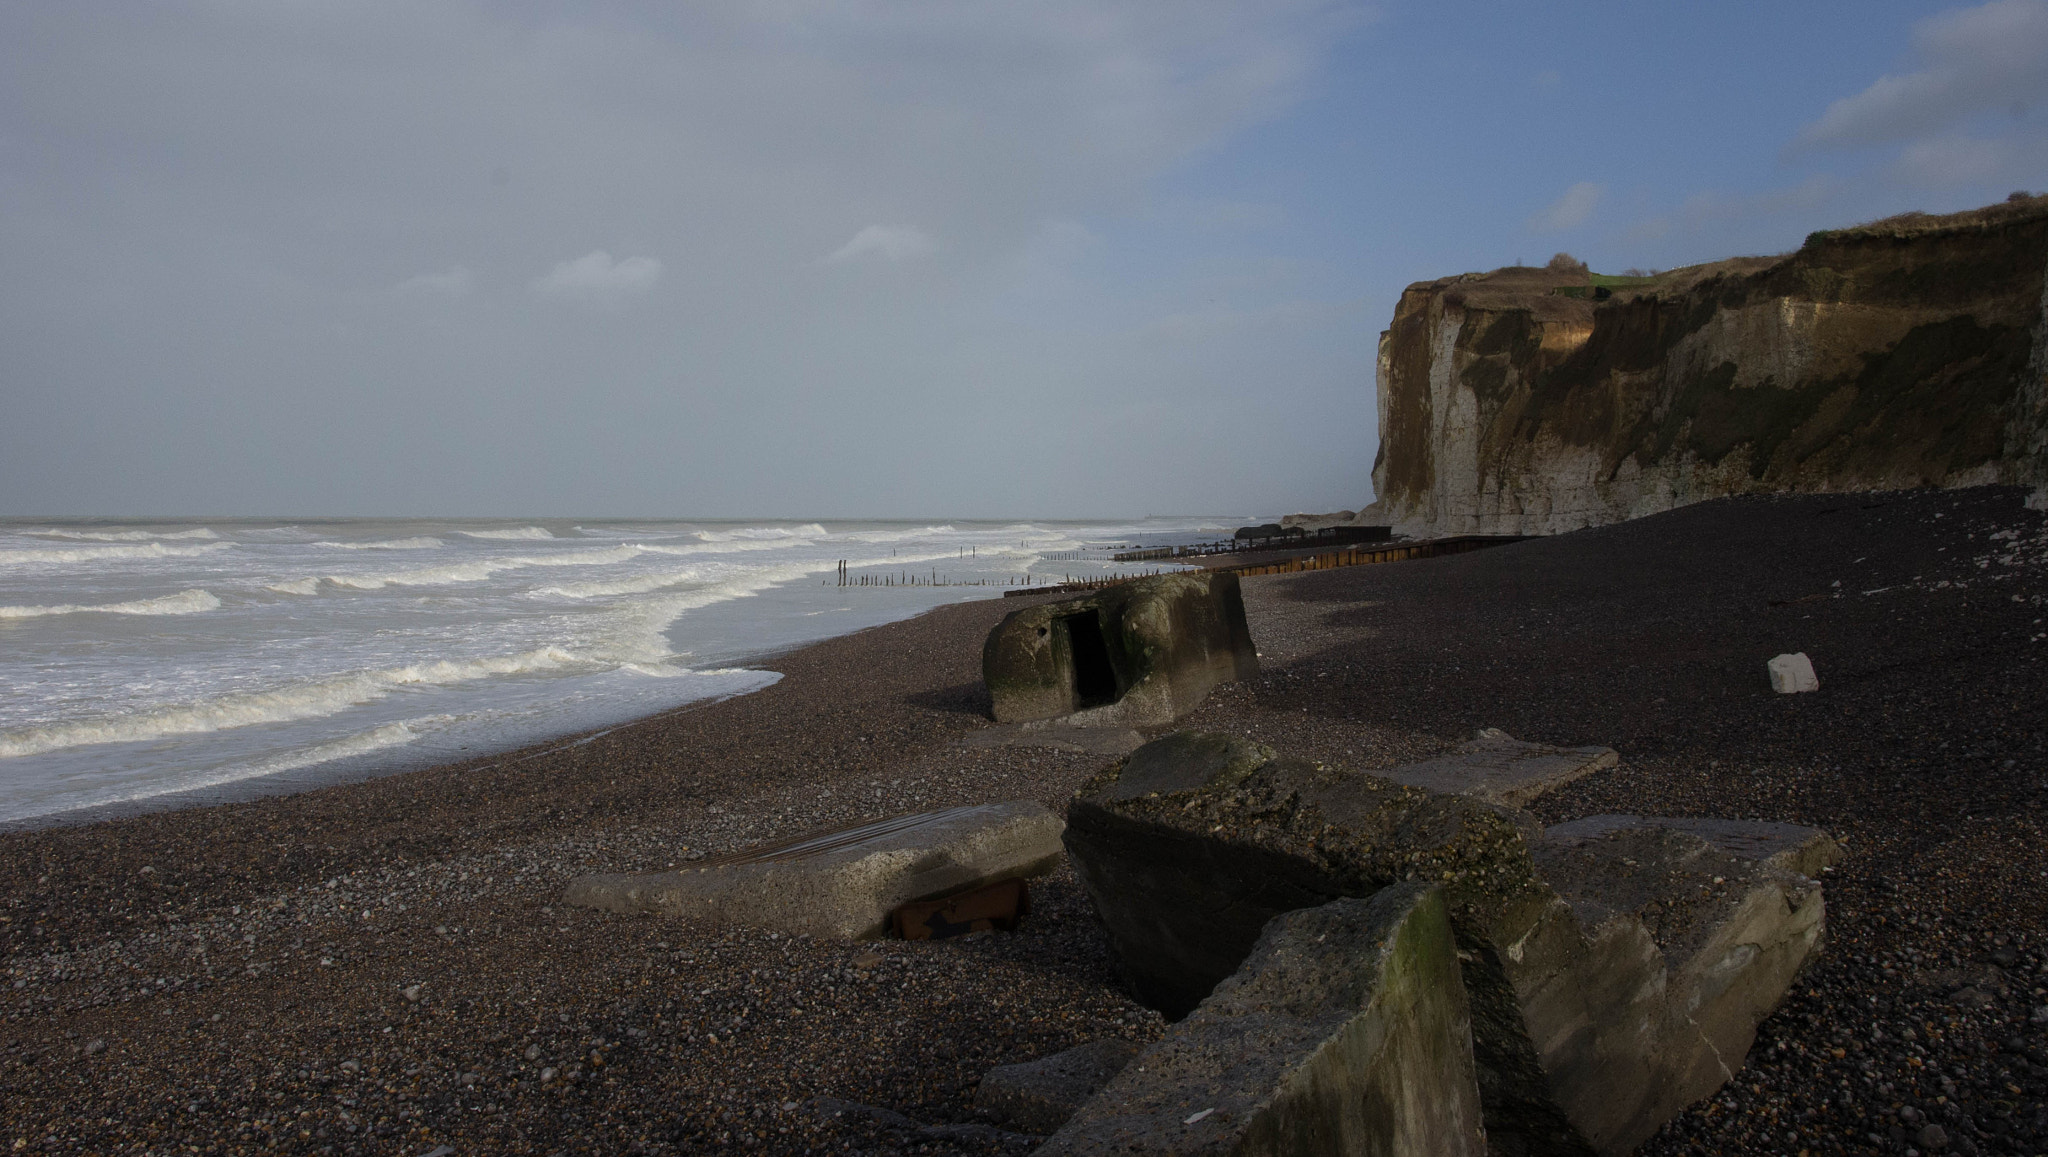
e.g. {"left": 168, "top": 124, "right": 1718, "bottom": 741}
{"left": 1037, "top": 884, "right": 1486, "bottom": 1157}
{"left": 981, "top": 572, "right": 1258, "bottom": 726}
{"left": 1063, "top": 732, "right": 1836, "bottom": 1156}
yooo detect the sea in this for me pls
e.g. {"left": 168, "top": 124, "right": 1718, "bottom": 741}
{"left": 0, "top": 517, "right": 1229, "bottom": 827}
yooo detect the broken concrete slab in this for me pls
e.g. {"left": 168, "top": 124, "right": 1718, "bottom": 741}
{"left": 1380, "top": 728, "right": 1617, "bottom": 808}
{"left": 958, "top": 725, "right": 1148, "bottom": 756}
{"left": 1062, "top": 731, "right": 1834, "bottom": 1156}
{"left": 1039, "top": 884, "right": 1486, "bottom": 1157}
{"left": 1541, "top": 815, "right": 1843, "bottom": 878}
{"left": 1768, "top": 652, "right": 1819, "bottom": 693}
{"left": 562, "top": 802, "right": 1063, "bottom": 940}
{"left": 973, "top": 1039, "right": 1143, "bottom": 1134}
{"left": 982, "top": 572, "right": 1257, "bottom": 726}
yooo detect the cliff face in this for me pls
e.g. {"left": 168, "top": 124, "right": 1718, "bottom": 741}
{"left": 1365, "top": 198, "right": 2048, "bottom": 536}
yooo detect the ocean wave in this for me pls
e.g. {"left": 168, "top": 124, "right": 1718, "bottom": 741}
{"left": 265, "top": 578, "right": 321, "bottom": 596}
{"left": 28, "top": 527, "right": 219, "bottom": 542}
{"left": 456, "top": 526, "right": 556, "bottom": 540}
{"left": 313, "top": 536, "right": 444, "bottom": 551}
{"left": 637, "top": 539, "right": 791, "bottom": 558}
{"left": 0, "top": 542, "right": 234, "bottom": 566}
{"left": 693, "top": 524, "right": 828, "bottom": 542}
{"left": 534, "top": 565, "right": 711, "bottom": 600}
{"left": 314, "top": 545, "right": 649, "bottom": 591}
{"left": 825, "top": 524, "right": 956, "bottom": 544}
{"left": 0, "top": 589, "right": 222, "bottom": 620}
{"left": 0, "top": 647, "right": 585, "bottom": 760}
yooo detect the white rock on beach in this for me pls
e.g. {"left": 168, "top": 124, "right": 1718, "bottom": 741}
{"left": 1767, "top": 652, "right": 1819, "bottom": 694}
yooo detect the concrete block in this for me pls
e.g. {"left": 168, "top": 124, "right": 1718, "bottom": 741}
{"left": 1380, "top": 728, "right": 1617, "bottom": 808}
{"left": 973, "top": 1039, "right": 1143, "bottom": 1134}
{"left": 1062, "top": 732, "right": 1834, "bottom": 1157}
{"left": 1039, "top": 885, "right": 1486, "bottom": 1157}
{"left": 982, "top": 572, "right": 1258, "bottom": 726}
{"left": 562, "top": 802, "right": 1064, "bottom": 940}
{"left": 1767, "top": 652, "right": 1819, "bottom": 693}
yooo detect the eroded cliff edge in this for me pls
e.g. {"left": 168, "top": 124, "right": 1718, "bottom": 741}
{"left": 1362, "top": 196, "right": 2048, "bottom": 537}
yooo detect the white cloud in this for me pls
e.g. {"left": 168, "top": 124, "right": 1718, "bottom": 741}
{"left": 1889, "top": 136, "right": 2016, "bottom": 186}
{"left": 1793, "top": 0, "right": 2048, "bottom": 151}
{"left": 1527, "top": 182, "right": 1602, "bottom": 233}
{"left": 825, "top": 225, "right": 936, "bottom": 264}
{"left": 528, "top": 251, "right": 663, "bottom": 303}
{"left": 393, "top": 265, "right": 474, "bottom": 298}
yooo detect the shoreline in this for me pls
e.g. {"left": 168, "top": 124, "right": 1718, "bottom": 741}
{"left": 2, "top": 486, "right": 2045, "bottom": 1155}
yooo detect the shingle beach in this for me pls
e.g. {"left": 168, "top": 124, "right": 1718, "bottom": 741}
{"left": 3, "top": 485, "right": 2045, "bottom": 1156}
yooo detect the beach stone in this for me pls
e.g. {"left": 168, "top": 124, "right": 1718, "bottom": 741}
{"left": 1380, "top": 728, "right": 1617, "bottom": 808}
{"left": 973, "top": 1039, "right": 1143, "bottom": 1134}
{"left": 561, "top": 802, "right": 1064, "bottom": 940}
{"left": 1767, "top": 651, "right": 1820, "bottom": 693}
{"left": 1038, "top": 885, "right": 1485, "bottom": 1157}
{"left": 1062, "top": 732, "right": 1833, "bottom": 1156}
{"left": 982, "top": 572, "right": 1258, "bottom": 726}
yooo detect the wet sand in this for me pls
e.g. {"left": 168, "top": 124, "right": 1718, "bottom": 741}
{"left": 2, "top": 486, "right": 2045, "bottom": 1156}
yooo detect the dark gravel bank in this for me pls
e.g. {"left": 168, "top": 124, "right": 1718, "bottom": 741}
{"left": 2, "top": 485, "right": 2045, "bottom": 1156}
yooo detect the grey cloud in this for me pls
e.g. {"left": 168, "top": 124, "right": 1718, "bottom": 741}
{"left": 0, "top": 1, "right": 1372, "bottom": 517}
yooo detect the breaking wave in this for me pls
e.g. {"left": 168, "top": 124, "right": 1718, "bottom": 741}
{"left": 0, "top": 542, "right": 234, "bottom": 566}
{"left": 306, "top": 545, "right": 649, "bottom": 591}
{"left": 693, "top": 524, "right": 827, "bottom": 542}
{"left": 28, "top": 527, "right": 219, "bottom": 542}
{"left": 0, "top": 589, "right": 222, "bottom": 620}
{"left": 457, "top": 526, "right": 556, "bottom": 540}
{"left": 314, "top": 536, "right": 444, "bottom": 551}
{"left": 0, "top": 647, "right": 585, "bottom": 760}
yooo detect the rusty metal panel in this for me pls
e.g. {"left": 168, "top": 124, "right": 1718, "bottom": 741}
{"left": 891, "top": 878, "right": 1030, "bottom": 940}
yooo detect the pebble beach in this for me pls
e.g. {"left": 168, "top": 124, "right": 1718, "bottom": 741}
{"left": 3, "top": 484, "right": 2046, "bottom": 1156}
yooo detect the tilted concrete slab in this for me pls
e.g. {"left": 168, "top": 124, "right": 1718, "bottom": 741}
{"left": 562, "top": 802, "right": 1064, "bottom": 940}
{"left": 959, "top": 725, "right": 1149, "bottom": 756}
{"left": 983, "top": 572, "right": 1258, "bottom": 726}
{"left": 1380, "top": 728, "right": 1616, "bottom": 808}
{"left": 1061, "top": 732, "right": 1833, "bottom": 1157}
{"left": 1541, "top": 814, "right": 1842, "bottom": 878}
{"left": 974, "top": 1039, "right": 1143, "bottom": 1135}
{"left": 1039, "top": 885, "right": 1486, "bottom": 1157}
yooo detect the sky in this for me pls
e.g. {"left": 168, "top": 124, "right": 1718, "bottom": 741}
{"left": 4, "top": 1, "right": 2047, "bottom": 519}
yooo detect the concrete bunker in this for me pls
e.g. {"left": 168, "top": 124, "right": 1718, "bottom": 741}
{"left": 982, "top": 572, "right": 1258, "bottom": 726}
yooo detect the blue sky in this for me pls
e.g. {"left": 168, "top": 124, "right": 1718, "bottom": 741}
{"left": 4, "top": 1, "right": 2044, "bottom": 518}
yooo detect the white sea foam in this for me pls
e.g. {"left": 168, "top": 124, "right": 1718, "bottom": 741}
{"left": 265, "top": 578, "right": 322, "bottom": 596}
{"left": 457, "top": 526, "right": 556, "bottom": 540}
{"left": 0, "top": 589, "right": 222, "bottom": 620}
{"left": 314, "top": 536, "right": 444, "bottom": 551}
{"left": 318, "top": 545, "right": 648, "bottom": 591}
{"left": 534, "top": 565, "right": 711, "bottom": 600}
{"left": 0, "top": 646, "right": 584, "bottom": 760}
{"left": 694, "top": 524, "right": 827, "bottom": 542}
{"left": 638, "top": 539, "right": 790, "bottom": 558}
{"left": 28, "top": 527, "right": 219, "bottom": 542}
{"left": 826, "top": 524, "right": 956, "bottom": 544}
{"left": 0, "top": 542, "right": 234, "bottom": 566}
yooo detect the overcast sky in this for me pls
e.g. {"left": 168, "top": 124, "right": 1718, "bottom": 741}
{"left": 5, "top": 0, "right": 2046, "bottom": 518}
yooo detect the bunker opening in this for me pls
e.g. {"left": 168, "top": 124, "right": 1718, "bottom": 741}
{"left": 1063, "top": 611, "right": 1120, "bottom": 709}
